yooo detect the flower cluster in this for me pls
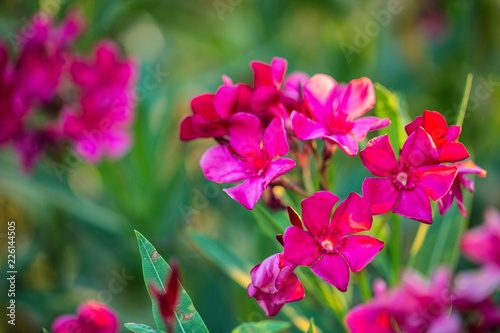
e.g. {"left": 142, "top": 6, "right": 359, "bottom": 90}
{"left": 180, "top": 57, "right": 389, "bottom": 209}
{"left": 346, "top": 208, "right": 500, "bottom": 332}
{"left": 52, "top": 301, "right": 119, "bottom": 333}
{"left": 0, "top": 12, "right": 136, "bottom": 172}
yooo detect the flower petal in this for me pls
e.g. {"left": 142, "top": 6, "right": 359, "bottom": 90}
{"left": 331, "top": 192, "right": 373, "bottom": 234}
{"left": 228, "top": 113, "right": 262, "bottom": 158}
{"left": 400, "top": 127, "right": 439, "bottom": 167}
{"left": 304, "top": 74, "right": 337, "bottom": 124}
{"left": 190, "top": 93, "right": 218, "bottom": 120}
{"left": 224, "top": 177, "right": 265, "bottom": 210}
{"left": 200, "top": 145, "right": 248, "bottom": 183}
{"left": 393, "top": 187, "right": 432, "bottom": 223}
{"left": 345, "top": 304, "right": 395, "bottom": 333}
{"left": 277, "top": 273, "right": 305, "bottom": 304}
{"left": 360, "top": 135, "right": 398, "bottom": 177}
{"left": 414, "top": 165, "right": 458, "bottom": 200}
{"left": 339, "top": 77, "right": 376, "bottom": 119}
{"left": 290, "top": 111, "right": 328, "bottom": 140}
{"left": 283, "top": 226, "right": 322, "bottom": 266}
{"left": 405, "top": 115, "right": 423, "bottom": 136}
{"left": 310, "top": 253, "right": 350, "bottom": 291}
{"left": 263, "top": 117, "right": 289, "bottom": 157}
{"left": 362, "top": 178, "right": 400, "bottom": 215}
{"left": 179, "top": 115, "right": 226, "bottom": 140}
{"left": 324, "top": 134, "right": 359, "bottom": 156}
{"left": 446, "top": 125, "right": 461, "bottom": 142}
{"left": 339, "top": 235, "right": 384, "bottom": 272}
{"left": 438, "top": 142, "right": 469, "bottom": 162}
{"left": 301, "top": 191, "right": 340, "bottom": 239}
{"left": 214, "top": 85, "right": 239, "bottom": 118}
{"left": 350, "top": 116, "right": 391, "bottom": 141}
{"left": 271, "top": 57, "right": 287, "bottom": 86}
{"left": 251, "top": 86, "right": 277, "bottom": 112}
{"left": 262, "top": 158, "right": 295, "bottom": 186}
{"left": 250, "top": 254, "right": 281, "bottom": 293}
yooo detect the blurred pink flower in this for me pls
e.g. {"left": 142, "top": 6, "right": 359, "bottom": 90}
{"left": 200, "top": 114, "right": 294, "bottom": 209}
{"left": 346, "top": 268, "right": 461, "bottom": 333}
{"left": 280, "top": 71, "right": 309, "bottom": 115}
{"left": 150, "top": 260, "right": 181, "bottom": 333}
{"left": 291, "top": 74, "right": 389, "bottom": 156}
{"left": 438, "top": 160, "right": 487, "bottom": 216}
{"left": 179, "top": 78, "right": 253, "bottom": 140}
{"left": 52, "top": 301, "right": 119, "bottom": 333}
{"left": 62, "top": 42, "right": 136, "bottom": 162}
{"left": 247, "top": 252, "right": 305, "bottom": 317}
{"left": 405, "top": 110, "right": 469, "bottom": 163}
{"left": 283, "top": 191, "right": 383, "bottom": 291}
{"left": 360, "top": 130, "right": 458, "bottom": 223}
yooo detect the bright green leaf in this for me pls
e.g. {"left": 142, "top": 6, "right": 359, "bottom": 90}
{"left": 306, "top": 318, "right": 316, "bottom": 333}
{"left": 135, "top": 230, "right": 209, "bottom": 333}
{"left": 231, "top": 320, "right": 291, "bottom": 333}
{"left": 125, "top": 323, "right": 164, "bottom": 333}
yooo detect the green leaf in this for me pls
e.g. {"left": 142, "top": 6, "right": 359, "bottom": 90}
{"left": 42, "top": 329, "right": 52, "bottom": 333}
{"left": 135, "top": 230, "right": 209, "bottom": 333}
{"left": 373, "top": 83, "right": 410, "bottom": 151}
{"left": 306, "top": 318, "right": 317, "bottom": 333}
{"left": 125, "top": 323, "right": 164, "bottom": 333}
{"left": 231, "top": 320, "right": 291, "bottom": 333}
{"left": 456, "top": 73, "right": 473, "bottom": 127}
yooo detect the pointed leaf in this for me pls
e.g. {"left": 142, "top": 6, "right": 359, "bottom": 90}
{"left": 135, "top": 230, "right": 209, "bottom": 333}
{"left": 307, "top": 318, "right": 317, "bottom": 333}
{"left": 125, "top": 323, "right": 164, "bottom": 333}
{"left": 231, "top": 320, "right": 291, "bottom": 333}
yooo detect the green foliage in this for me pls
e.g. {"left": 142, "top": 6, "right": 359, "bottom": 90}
{"left": 231, "top": 320, "right": 291, "bottom": 333}
{"left": 125, "top": 323, "right": 164, "bottom": 333}
{"left": 135, "top": 231, "right": 209, "bottom": 333}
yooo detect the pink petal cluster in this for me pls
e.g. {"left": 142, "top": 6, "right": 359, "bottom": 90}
{"left": 52, "top": 301, "right": 119, "bottom": 333}
{"left": 283, "top": 191, "right": 384, "bottom": 291}
{"left": 247, "top": 252, "right": 305, "bottom": 316}
{"left": 346, "top": 268, "right": 461, "bottom": 333}
{"left": 361, "top": 128, "right": 458, "bottom": 223}
{"left": 0, "top": 12, "right": 136, "bottom": 171}
{"left": 291, "top": 74, "right": 390, "bottom": 156}
{"left": 200, "top": 114, "right": 295, "bottom": 209}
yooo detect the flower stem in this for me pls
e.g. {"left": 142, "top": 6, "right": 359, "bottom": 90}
{"left": 408, "top": 222, "right": 430, "bottom": 268}
{"left": 357, "top": 270, "right": 372, "bottom": 302}
{"left": 273, "top": 177, "right": 309, "bottom": 197}
{"left": 456, "top": 73, "right": 473, "bottom": 127}
{"left": 389, "top": 214, "right": 402, "bottom": 285}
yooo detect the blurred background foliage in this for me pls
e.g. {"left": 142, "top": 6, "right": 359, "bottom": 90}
{"left": 0, "top": 0, "right": 499, "bottom": 332}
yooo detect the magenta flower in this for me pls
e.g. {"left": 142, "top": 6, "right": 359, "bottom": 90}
{"left": 346, "top": 268, "right": 461, "bottom": 333}
{"left": 280, "top": 71, "right": 309, "bottom": 115}
{"left": 360, "top": 129, "right": 458, "bottom": 223}
{"left": 62, "top": 42, "right": 136, "bottom": 162}
{"left": 283, "top": 191, "right": 384, "bottom": 291}
{"left": 247, "top": 252, "right": 305, "bottom": 317}
{"left": 250, "top": 57, "right": 288, "bottom": 120}
{"left": 52, "top": 301, "right": 119, "bottom": 333}
{"left": 291, "top": 74, "right": 389, "bottom": 156}
{"left": 405, "top": 110, "right": 469, "bottom": 163}
{"left": 438, "top": 160, "right": 487, "bottom": 216}
{"left": 200, "top": 113, "right": 295, "bottom": 209}
{"left": 179, "top": 78, "right": 253, "bottom": 140}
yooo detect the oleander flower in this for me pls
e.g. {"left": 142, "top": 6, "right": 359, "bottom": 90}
{"left": 62, "top": 42, "right": 136, "bottom": 162}
{"left": 283, "top": 191, "right": 384, "bottom": 291}
{"left": 280, "top": 71, "right": 309, "bottom": 115}
{"left": 150, "top": 260, "right": 181, "bottom": 333}
{"left": 247, "top": 252, "right": 305, "bottom": 317}
{"left": 405, "top": 110, "right": 469, "bottom": 163}
{"left": 438, "top": 160, "right": 487, "bottom": 216}
{"left": 291, "top": 74, "right": 389, "bottom": 156}
{"left": 200, "top": 113, "right": 295, "bottom": 209}
{"left": 52, "top": 301, "right": 119, "bottom": 333}
{"left": 179, "top": 77, "right": 253, "bottom": 140}
{"left": 346, "top": 268, "right": 461, "bottom": 333}
{"left": 360, "top": 129, "right": 458, "bottom": 223}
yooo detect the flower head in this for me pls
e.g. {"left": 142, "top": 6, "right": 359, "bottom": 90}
{"left": 247, "top": 252, "right": 305, "bottom": 317}
{"left": 200, "top": 114, "right": 295, "bottom": 209}
{"left": 405, "top": 110, "right": 469, "bottom": 163}
{"left": 291, "top": 74, "right": 390, "bottom": 156}
{"left": 361, "top": 129, "right": 458, "bottom": 223}
{"left": 52, "top": 301, "right": 119, "bottom": 333}
{"left": 283, "top": 191, "right": 384, "bottom": 291}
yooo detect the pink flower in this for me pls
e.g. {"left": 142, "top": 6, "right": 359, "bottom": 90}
{"left": 179, "top": 77, "right": 253, "bottom": 140}
{"left": 346, "top": 268, "right": 461, "bottom": 333}
{"left": 200, "top": 113, "right": 295, "bottom": 209}
{"left": 461, "top": 208, "right": 500, "bottom": 269}
{"left": 360, "top": 129, "right": 458, "bottom": 223}
{"left": 291, "top": 74, "right": 389, "bottom": 156}
{"left": 247, "top": 252, "right": 305, "bottom": 317}
{"left": 62, "top": 42, "right": 136, "bottom": 162}
{"left": 280, "top": 71, "right": 309, "bottom": 115}
{"left": 52, "top": 301, "right": 119, "bottom": 333}
{"left": 150, "top": 260, "right": 181, "bottom": 333}
{"left": 405, "top": 110, "right": 469, "bottom": 163}
{"left": 250, "top": 57, "right": 288, "bottom": 120}
{"left": 283, "top": 191, "right": 384, "bottom": 291}
{"left": 438, "top": 160, "right": 487, "bottom": 216}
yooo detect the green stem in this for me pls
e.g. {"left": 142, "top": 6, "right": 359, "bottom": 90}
{"left": 389, "top": 214, "right": 402, "bottom": 285}
{"left": 357, "top": 270, "right": 372, "bottom": 302}
{"left": 407, "top": 223, "right": 430, "bottom": 268}
{"left": 456, "top": 73, "right": 473, "bottom": 127}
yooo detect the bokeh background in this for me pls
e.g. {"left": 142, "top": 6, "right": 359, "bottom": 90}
{"left": 0, "top": 0, "right": 499, "bottom": 332}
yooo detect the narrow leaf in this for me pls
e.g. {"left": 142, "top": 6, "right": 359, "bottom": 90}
{"left": 135, "top": 230, "right": 209, "bottom": 333}
{"left": 125, "top": 323, "right": 164, "bottom": 333}
{"left": 306, "top": 318, "right": 317, "bottom": 333}
{"left": 231, "top": 320, "right": 291, "bottom": 333}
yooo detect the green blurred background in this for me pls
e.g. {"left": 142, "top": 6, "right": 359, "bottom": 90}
{"left": 0, "top": 0, "right": 499, "bottom": 332}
